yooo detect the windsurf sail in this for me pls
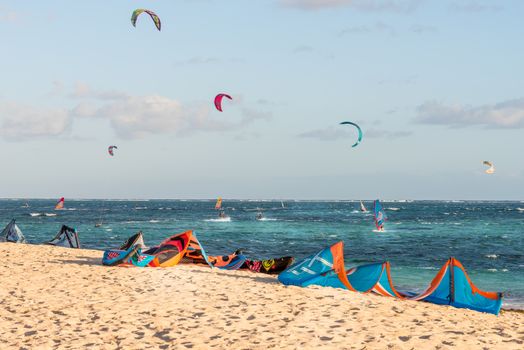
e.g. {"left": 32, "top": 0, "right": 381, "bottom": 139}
{"left": 281, "top": 200, "right": 285, "bottom": 208}
{"left": 214, "top": 197, "right": 222, "bottom": 210}
{"left": 373, "top": 200, "right": 387, "bottom": 230}
{"left": 55, "top": 197, "right": 65, "bottom": 210}
{"left": 360, "top": 200, "right": 367, "bottom": 212}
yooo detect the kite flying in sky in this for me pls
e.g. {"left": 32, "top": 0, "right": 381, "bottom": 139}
{"left": 340, "top": 121, "right": 363, "bottom": 148}
{"left": 131, "top": 9, "right": 161, "bottom": 31}
{"left": 214, "top": 93, "right": 232, "bottom": 112}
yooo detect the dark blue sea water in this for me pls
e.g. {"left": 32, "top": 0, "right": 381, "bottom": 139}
{"left": 1, "top": 199, "right": 523, "bottom": 309}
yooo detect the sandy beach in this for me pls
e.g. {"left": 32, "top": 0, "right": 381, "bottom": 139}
{"left": 0, "top": 243, "right": 522, "bottom": 349}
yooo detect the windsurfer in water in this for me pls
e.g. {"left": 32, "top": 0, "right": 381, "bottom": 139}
{"left": 219, "top": 210, "right": 226, "bottom": 218}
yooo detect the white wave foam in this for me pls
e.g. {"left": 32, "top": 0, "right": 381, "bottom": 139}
{"left": 44, "top": 213, "right": 57, "bottom": 217}
{"left": 485, "top": 254, "right": 498, "bottom": 259}
{"left": 29, "top": 213, "right": 41, "bottom": 217}
{"left": 204, "top": 217, "right": 231, "bottom": 222}
{"left": 257, "top": 218, "right": 277, "bottom": 221}
{"left": 387, "top": 207, "right": 400, "bottom": 211}
{"left": 149, "top": 220, "right": 160, "bottom": 223}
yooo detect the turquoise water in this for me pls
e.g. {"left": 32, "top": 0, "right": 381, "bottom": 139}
{"left": 1, "top": 199, "right": 523, "bottom": 309}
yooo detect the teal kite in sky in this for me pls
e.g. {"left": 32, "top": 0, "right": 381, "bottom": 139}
{"left": 340, "top": 121, "right": 363, "bottom": 147}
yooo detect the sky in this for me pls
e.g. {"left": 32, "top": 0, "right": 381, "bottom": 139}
{"left": 0, "top": 0, "right": 523, "bottom": 200}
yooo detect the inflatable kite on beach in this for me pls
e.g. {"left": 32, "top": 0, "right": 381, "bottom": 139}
{"left": 214, "top": 94, "right": 232, "bottom": 112}
{"left": 278, "top": 242, "right": 503, "bottom": 315}
{"left": 103, "top": 246, "right": 154, "bottom": 267}
{"left": 340, "top": 121, "right": 363, "bottom": 148}
{"left": 179, "top": 235, "right": 293, "bottom": 273}
{"left": 243, "top": 257, "right": 295, "bottom": 274}
{"left": 145, "top": 231, "right": 193, "bottom": 267}
{"left": 0, "top": 219, "right": 26, "bottom": 243}
{"left": 131, "top": 9, "right": 161, "bottom": 31}
{"left": 102, "top": 231, "right": 153, "bottom": 267}
{"left": 108, "top": 145, "right": 118, "bottom": 157}
{"left": 179, "top": 235, "right": 246, "bottom": 269}
{"left": 46, "top": 225, "right": 80, "bottom": 248}
{"left": 483, "top": 161, "right": 495, "bottom": 174}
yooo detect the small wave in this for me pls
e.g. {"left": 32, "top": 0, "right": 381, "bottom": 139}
{"left": 257, "top": 218, "right": 277, "bottom": 221}
{"left": 487, "top": 269, "right": 498, "bottom": 272}
{"left": 44, "top": 213, "right": 57, "bottom": 217}
{"left": 516, "top": 208, "right": 524, "bottom": 212}
{"left": 134, "top": 207, "right": 147, "bottom": 210}
{"left": 485, "top": 254, "right": 498, "bottom": 259}
{"left": 149, "top": 220, "right": 160, "bottom": 223}
{"left": 106, "top": 228, "right": 113, "bottom": 232}
{"left": 204, "top": 217, "right": 231, "bottom": 222}
{"left": 29, "top": 213, "right": 41, "bottom": 217}
{"left": 387, "top": 207, "right": 400, "bottom": 211}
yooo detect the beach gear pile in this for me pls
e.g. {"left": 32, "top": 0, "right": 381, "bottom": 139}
{"left": 100, "top": 231, "right": 503, "bottom": 315}
{"left": 102, "top": 230, "right": 294, "bottom": 274}
{"left": 0, "top": 218, "right": 504, "bottom": 315}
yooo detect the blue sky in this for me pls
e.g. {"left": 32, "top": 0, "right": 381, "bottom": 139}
{"left": 1, "top": 0, "right": 523, "bottom": 199}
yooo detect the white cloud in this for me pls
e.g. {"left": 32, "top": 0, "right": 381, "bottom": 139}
{"left": 279, "top": 0, "right": 422, "bottom": 12}
{"left": 298, "top": 127, "right": 349, "bottom": 141}
{"left": 292, "top": 45, "right": 315, "bottom": 53}
{"left": 69, "top": 82, "right": 128, "bottom": 100}
{"left": 298, "top": 126, "right": 411, "bottom": 141}
{"left": 174, "top": 57, "right": 221, "bottom": 65}
{"left": 410, "top": 24, "right": 437, "bottom": 34}
{"left": 73, "top": 94, "right": 270, "bottom": 139}
{"left": 415, "top": 98, "right": 524, "bottom": 128}
{"left": 449, "top": 1, "right": 502, "bottom": 13}
{"left": 340, "top": 21, "right": 396, "bottom": 36}
{"left": 365, "top": 128, "right": 412, "bottom": 138}
{"left": 1, "top": 83, "right": 271, "bottom": 141}
{"left": 0, "top": 8, "right": 20, "bottom": 23}
{"left": 0, "top": 102, "right": 71, "bottom": 140}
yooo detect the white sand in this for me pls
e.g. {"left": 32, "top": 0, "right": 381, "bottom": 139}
{"left": 0, "top": 243, "right": 522, "bottom": 349}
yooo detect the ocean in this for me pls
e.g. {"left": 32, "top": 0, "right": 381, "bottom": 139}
{"left": 1, "top": 199, "right": 523, "bottom": 309}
